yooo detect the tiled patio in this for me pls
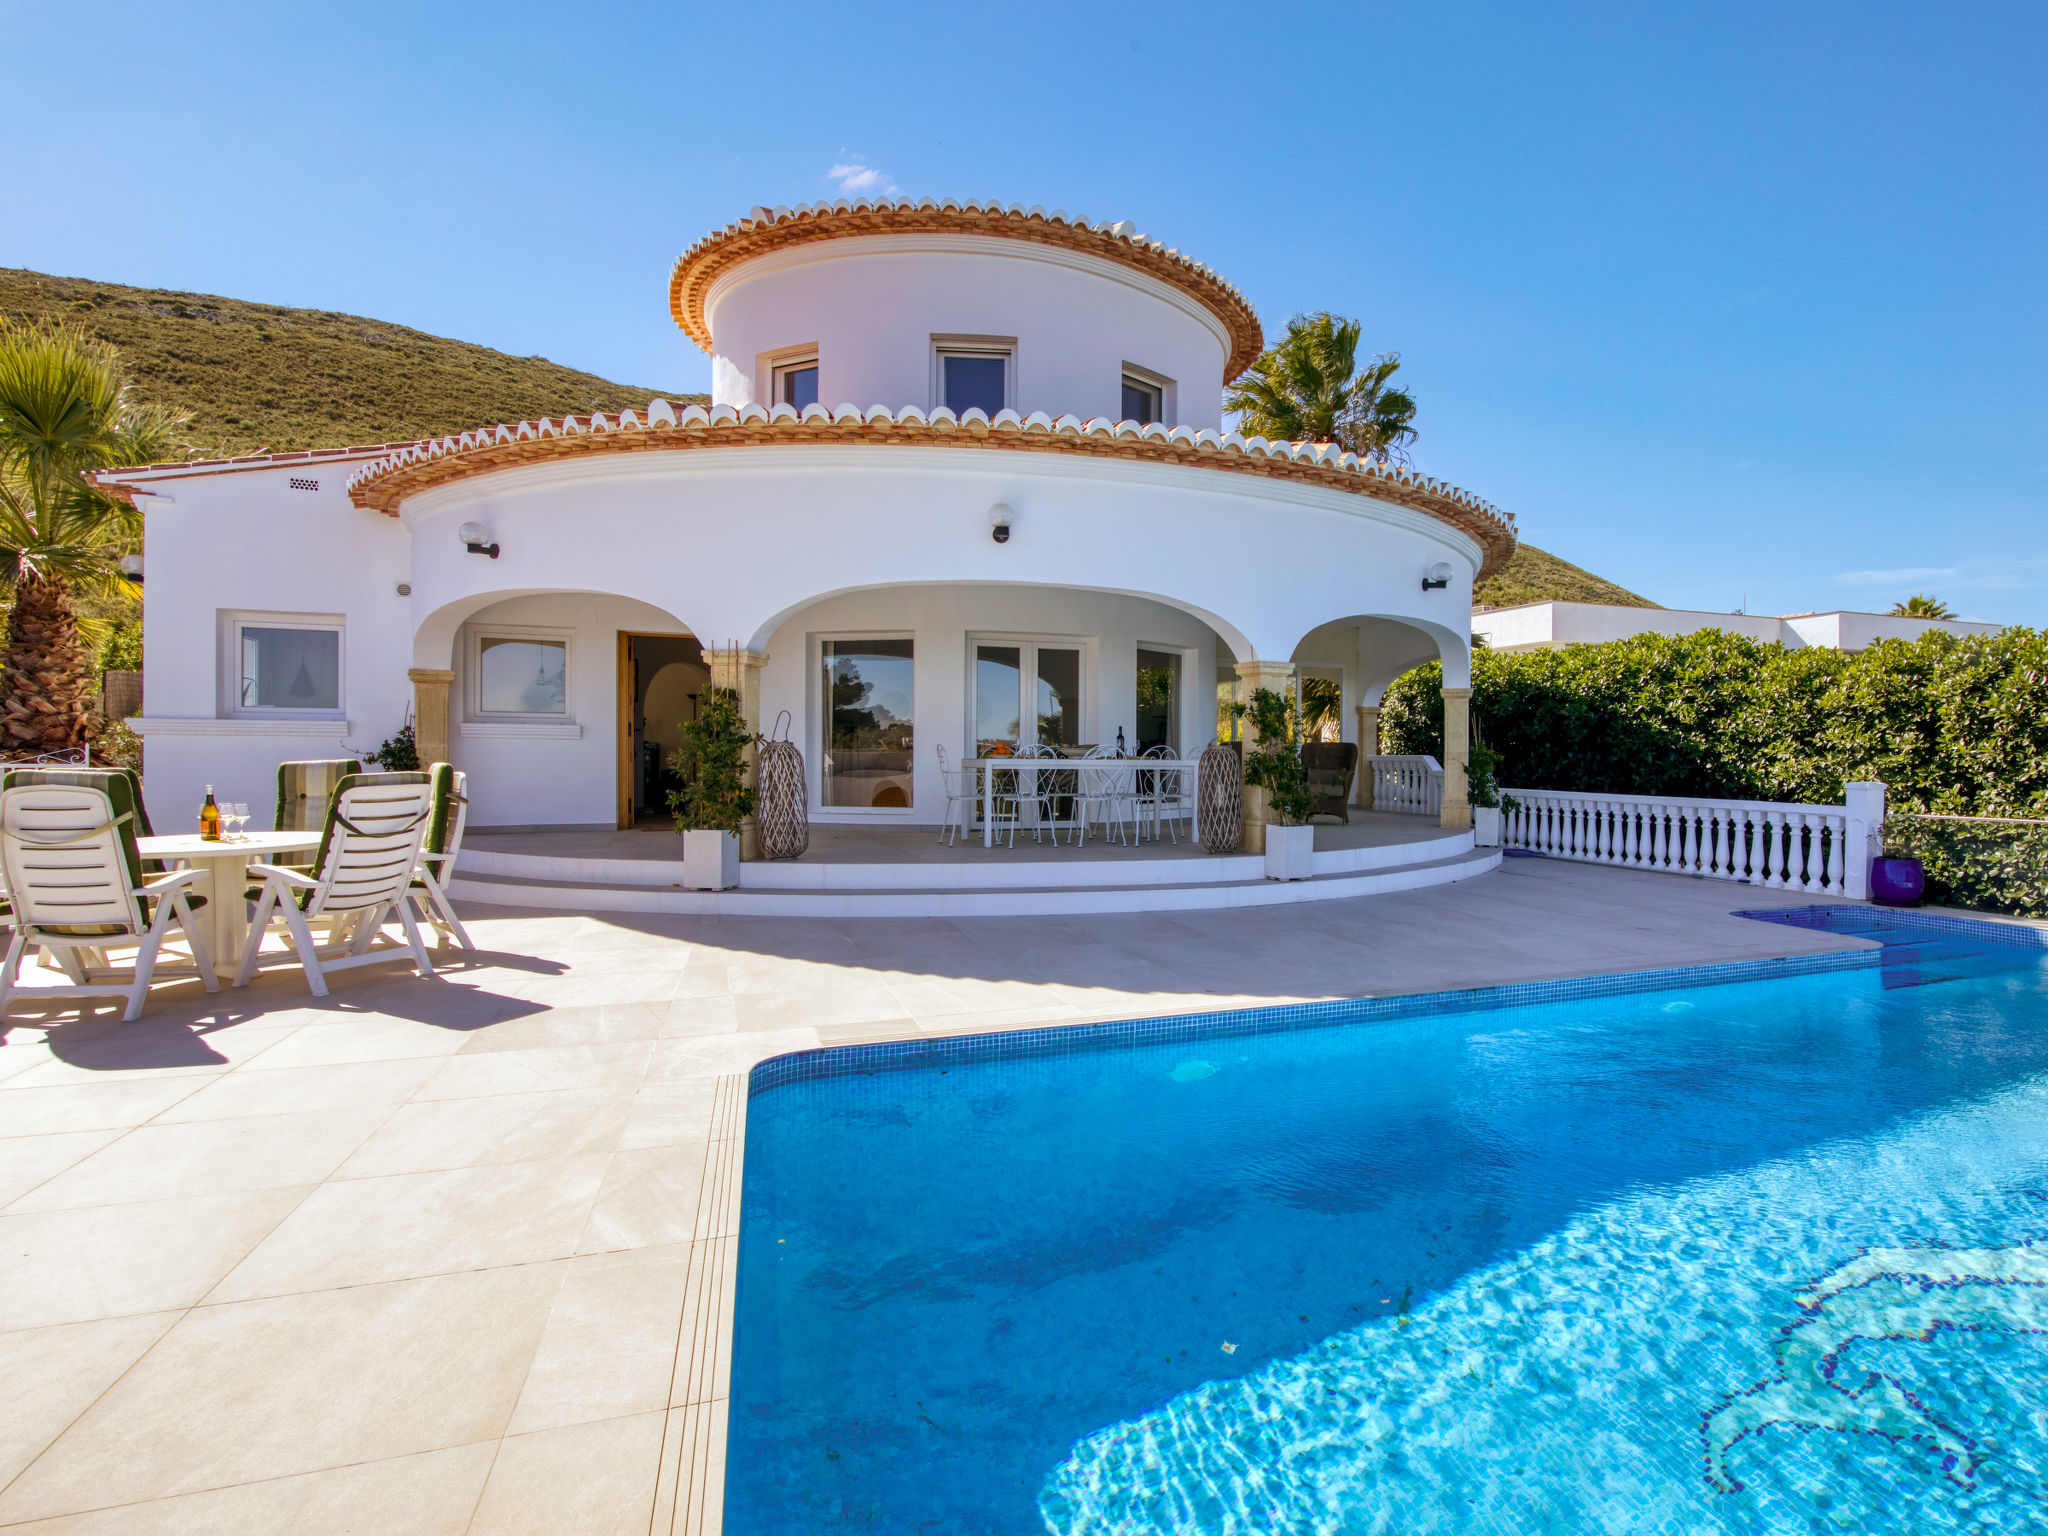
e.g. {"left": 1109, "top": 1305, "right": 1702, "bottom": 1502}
{"left": 0, "top": 859, "right": 1883, "bottom": 1534}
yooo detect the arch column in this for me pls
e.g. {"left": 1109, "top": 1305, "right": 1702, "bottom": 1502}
{"left": 1440, "top": 685, "right": 1472, "bottom": 829}
{"left": 408, "top": 668, "right": 455, "bottom": 768}
{"left": 1233, "top": 659, "right": 1296, "bottom": 852}
{"left": 707, "top": 646, "right": 770, "bottom": 859}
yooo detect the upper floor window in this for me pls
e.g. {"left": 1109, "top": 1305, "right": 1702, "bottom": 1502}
{"left": 774, "top": 357, "right": 818, "bottom": 410}
{"left": 226, "top": 612, "right": 343, "bottom": 716}
{"left": 1121, "top": 366, "right": 1170, "bottom": 426}
{"left": 933, "top": 337, "right": 1013, "bottom": 416}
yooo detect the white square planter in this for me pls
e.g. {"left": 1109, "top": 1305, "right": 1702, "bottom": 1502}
{"left": 682, "top": 829, "right": 740, "bottom": 890}
{"left": 1264, "top": 823, "right": 1314, "bottom": 881}
{"left": 1472, "top": 806, "right": 1502, "bottom": 847}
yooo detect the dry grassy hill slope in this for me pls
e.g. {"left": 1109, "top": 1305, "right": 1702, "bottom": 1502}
{"left": 0, "top": 268, "right": 704, "bottom": 460}
{"left": 1477, "top": 543, "right": 1656, "bottom": 609}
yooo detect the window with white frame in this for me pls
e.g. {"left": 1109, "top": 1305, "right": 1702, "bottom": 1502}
{"left": 820, "top": 637, "right": 914, "bottom": 809}
{"left": 228, "top": 614, "right": 343, "bottom": 715}
{"left": 772, "top": 355, "right": 819, "bottom": 410}
{"left": 972, "top": 636, "right": 1088, "bottom": 753}
{"left": 470, "top": 626, "right": 571, "bottom": 719}
{"left": 933, "top": 336, "right": 1014, "bottom": 416}
{"left": 1121, "top": 365, "right": 1171, "bottom": 426}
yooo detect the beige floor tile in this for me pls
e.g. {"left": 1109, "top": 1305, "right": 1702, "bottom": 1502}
{"left": 615, "top": 1079, "right": 721, "bottom": 1150}
{"left": 0, "top": 1442, "right": 496, "bottom": 1535}
{"left": 6, "top": 1109, "right": 388, "bottom": 1213}
{"left": 0, "top": 1266, "right": 564, "bottom": 1523}
{"left": 411, "top": 1041, "right": 654, "bottom": 1101}
{"left": 452, "top": 1003, "right": 669, "bottom": 1054}
{"left": 656, "top": 994, "right": 741, "bottom": 1036}
{"left": 467, "top": 1411, "right": 666, "bottom": 1536}
{"left": 488, "top": 966, "right": 689, "bottom": 1009}
{"left": 0, "top": 1026, "right": 299, "bottom": 1087}
{"left": 577, "top": 1142, "right": 711, "bottom": 1254}
{"left": 0, "top": 1130, "right": 124, "bottom": 1207}
{"left": 0, "top": 1078, "right": 207, "bottom": 1134}
{"left": 335, "top": 1086, "right": 636, "bottom": 1179}
{"left": 150, "top": 1057, "right": 442, "bottom": 1123}
{"left": 0, "top": 1188, "right": 308, "bottom": 1330}
{"left": 0, "top": 1312, "right": 179, "bottom": 1490}
{"left": 508, "top": 1244, "right": 692, "bottom": 1435}
{"left": 236, "top": 1018, "right": 476, "bottom": 1070}
{"left": 209, "top": 1154, "right": 609, "bottom": 1300}
{"left": 0, "top": 1045, "right": 59, "bottom": 1085}
{"left": 646, "top": 1030, "right": 817, "bottom": 1083}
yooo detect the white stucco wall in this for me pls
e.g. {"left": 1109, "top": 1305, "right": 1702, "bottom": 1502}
{"left": 128, "top": 458, "right": 412, "bottom": 833}
{"left": 704, "top": 237, "right": 1230, "bottom": 429}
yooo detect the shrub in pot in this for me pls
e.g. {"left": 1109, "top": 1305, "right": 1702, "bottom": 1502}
{"left": 1243, "top": 687, "right": 1315, "bottom": 879}
{"left": 667, "top": 686, "right": 760, "bottom": 891}
{"left": 1465, "top": 740, "right": 1519, "bottom": 848}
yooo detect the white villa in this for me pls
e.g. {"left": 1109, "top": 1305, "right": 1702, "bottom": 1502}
{"left": 1473, "top": 600, "right": 2002, "bottom": 654}
{"left": 100, "top": 197, "right": 1516, "bottom": 915}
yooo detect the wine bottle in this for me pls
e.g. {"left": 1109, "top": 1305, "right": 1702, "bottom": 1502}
{"left": 200, "top": 785, "right": 221, "bottom": 841}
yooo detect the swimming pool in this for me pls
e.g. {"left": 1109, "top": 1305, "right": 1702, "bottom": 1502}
{"left": 728, "top": 909, "right": 2048, "bottom": 1533}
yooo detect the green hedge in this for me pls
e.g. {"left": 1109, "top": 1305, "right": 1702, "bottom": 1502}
{"left": 1380, "top": 628, "right": 2048, "bottom": 915}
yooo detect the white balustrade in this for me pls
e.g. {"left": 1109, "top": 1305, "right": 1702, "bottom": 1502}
{"left": 1501, "top": 782, "right": 1884, "bottom": 899}
{"left": 1362, "top": 755, "right": 1444, "bottom": 817}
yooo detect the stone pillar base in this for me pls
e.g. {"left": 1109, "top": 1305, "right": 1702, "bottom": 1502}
{"left": 706, "top": 647, "right": 770, "bottom": 859}
{"left": 408, "top": 668, "right": 455, "bottom": 769}
{"left": 1440, "top": 686, "right": 1472, "bottom": 829}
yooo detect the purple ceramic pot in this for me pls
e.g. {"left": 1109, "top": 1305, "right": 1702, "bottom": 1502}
{"left": 1870, "top": 856, "right": 1925, "bottom": 907}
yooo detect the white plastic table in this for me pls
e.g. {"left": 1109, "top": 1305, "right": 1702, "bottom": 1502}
{"left": 962, "top": 758, "right": 1204, "bottom": 847}
{"left": 139, "top": 830, "right": 321, "bottom": 970}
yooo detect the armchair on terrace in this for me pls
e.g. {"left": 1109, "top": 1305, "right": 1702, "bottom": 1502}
{"left": 1302, "top": 742, "right": 1360, "bottom": 824}
{"left": 409, "top": 764, "right": 474, "bottom": 952}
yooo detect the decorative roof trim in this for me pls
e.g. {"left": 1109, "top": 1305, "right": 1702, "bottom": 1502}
{"left": 345, "top": 401, "right": 1516, "bottom": 577}
{"left": 92, "top": 441, "right": 425, "bottom": 504}
{"left": 669, "top": 199, "right": 1266, "bottom": 381}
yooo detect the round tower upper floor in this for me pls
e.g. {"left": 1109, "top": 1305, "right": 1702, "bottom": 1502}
{"left": 670, "top": 201, "right": 1263, "bottom": 432}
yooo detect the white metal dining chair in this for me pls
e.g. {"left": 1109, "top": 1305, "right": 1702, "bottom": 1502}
{"left": 0, "top": 779, "right": 217, "bottom": 1022}
{"left": 935, "top": 744, "right": 978, "bottom": 846}
{"left": 236, "top": 774, "right": 439, "bottom": 998}
{"left": 1138, "top": 746, "right": 1191, "bottom": 844}
{"left": 1075, "top": 761, "right": 1139, "bottom": 846}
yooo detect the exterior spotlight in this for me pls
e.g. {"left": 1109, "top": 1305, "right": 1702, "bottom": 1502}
{"left": 1422, "top": 560, "right": 1453, "bottom": 591}
{"left": 989, "top": 504, "right": 1013, "bottom": 544}
{"left": 459, "top": 521, "right": 500, "bottom": 559}
{"left": 117, "top": 553, "right": 144, "bottom": 583}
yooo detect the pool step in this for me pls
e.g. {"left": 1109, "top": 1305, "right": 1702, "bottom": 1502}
{"left": 448, "top": 846, "right": 1503, "bottom": 918}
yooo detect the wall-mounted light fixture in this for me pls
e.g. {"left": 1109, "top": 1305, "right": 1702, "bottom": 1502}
{"left": 117, "top": 553, "right": 144, "bottom": 584}
{"left": 459, "top": 521, "right": 500, "bottom": 559}
{"left": 1421, "top": 561, "right": 1453, "bottom": 591}
{"left": 989, "top": 504, "right": 1013, "bottom": 544}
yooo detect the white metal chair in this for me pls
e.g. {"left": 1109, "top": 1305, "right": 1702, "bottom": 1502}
{"left": 0, "top": 780, "right": 217, "bottom": 1022}
{"left": 409, "top": 764, "right": 474, "bottom": 951}
{"left": 935, "top": 744, "right": 978, "bottom": 846}
{"left": 236, "top": 775, "right": 439, "bottom": 998}
{"left": 1137, "top": 746, "right": 1190, "bottom": 844}
{"left": 1075, "top": 762, "right": 1139, "bottom": 846}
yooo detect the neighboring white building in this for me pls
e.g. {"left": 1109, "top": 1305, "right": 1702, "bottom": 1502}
{"left": 101, "top": 197, "right": 1515, "bottom": 858}
{"left": 1472, "top": 601, "right": 2002, "bottom": 655}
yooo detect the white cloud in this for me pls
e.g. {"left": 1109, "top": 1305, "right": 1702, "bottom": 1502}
{"left": 827, "top": 162, "right": 897, "bottom": 195}
{"left": 1827, "top": 557, "right": 2048, "bottom": 594}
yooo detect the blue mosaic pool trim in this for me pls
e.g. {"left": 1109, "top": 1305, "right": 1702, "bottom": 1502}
{"left": 1739, "top": 903, "right": 2048, "bottom": 949}
{"left": 745, "top": 904, "right": 2035, "bottom": 1097}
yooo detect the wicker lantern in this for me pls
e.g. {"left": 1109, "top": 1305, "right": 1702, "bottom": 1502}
{"left": 1197, "top": 741, "right": 1243, "bottom": 854}
{"left": 755, "top": 712, "right": 809, "bottom": 860}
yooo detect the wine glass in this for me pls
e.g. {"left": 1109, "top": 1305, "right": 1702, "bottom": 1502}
{"left": 229, "top": 802, "right": 250, "bottom": 841}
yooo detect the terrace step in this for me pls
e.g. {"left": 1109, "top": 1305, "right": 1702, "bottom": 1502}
{"left": 446, "top": 846, "right": 1503, "bottom": 918}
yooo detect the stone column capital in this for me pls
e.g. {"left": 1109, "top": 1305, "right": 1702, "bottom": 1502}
{"left": 407, "top": 668, "right": 456, "bottom": 685}
{"left": 1439, "top": 685, "right": 1473, "bottom": 701}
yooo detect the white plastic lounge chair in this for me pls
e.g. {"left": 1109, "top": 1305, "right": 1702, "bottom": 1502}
{"left": 0, "top": 778, "right": 217, "bottom": 1022}
{"left": 409, "top": 764, "right": 474, "bottom": 951}
{"left": 235, "top": 773, "right": 439, "bottom": 997}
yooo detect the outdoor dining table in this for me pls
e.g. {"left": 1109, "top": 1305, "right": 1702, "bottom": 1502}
{"left": 138, "top": 830, "right": 322, "bottom": 970}
{"left": 962, "top": 757, "right": 1205, "bottom": 848}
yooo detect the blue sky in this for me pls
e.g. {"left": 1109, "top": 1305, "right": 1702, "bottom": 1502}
{"left": 3, "top": 1, "right": 2041, "bottom": 621}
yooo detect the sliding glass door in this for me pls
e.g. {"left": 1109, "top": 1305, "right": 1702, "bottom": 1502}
{"left": 973, "top": 640, "right": 1085, "bottom": 754}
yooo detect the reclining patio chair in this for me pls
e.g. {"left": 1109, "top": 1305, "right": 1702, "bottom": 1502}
{"left": 0, "top": 773, "right": 217, "bottom": 1022}
{"left": 273, "top": 758, "right": 362, "bottom": 867}
{"left": 235, "top": 771, "right": 439, "bottom": 998}
{"left": 408, "top": 763, "right": 474, "bottom": 952}
{"left": 1302, "top": 742, "right": 1360, "bottom": 824}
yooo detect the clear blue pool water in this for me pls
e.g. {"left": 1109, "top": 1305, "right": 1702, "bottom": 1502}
{"left": 727, "top": 910, "right": 2048, "bottom": 1533}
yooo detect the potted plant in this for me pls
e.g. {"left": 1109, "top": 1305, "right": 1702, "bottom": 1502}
{"left": 667, "top": 686, "right": 759, "bottom": 891}
{"left": 1870, "top": 825, "right": 1925, "bottom": 907}
{"left": 1242, "top": 687, "right": 1315, "bottom": 879}
{"left": 1465, "top": 739, "right": 1518, "bottom": 848}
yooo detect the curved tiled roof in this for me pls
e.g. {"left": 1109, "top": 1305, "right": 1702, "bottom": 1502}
{"left": 669, "top": 199, "right": 1266, "bottom": 381}
{"left": 344, "top": 400, "right": 1516, "bottom": 576}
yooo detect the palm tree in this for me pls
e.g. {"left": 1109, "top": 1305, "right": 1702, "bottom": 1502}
{"left": 1224, "top": 312, "right": 1418, "bottom": 463}
{"left": 0, "top": 323, "right": 182, "bottom": 752}
{"left": 1890, "top": 595, "right": 1954, "bottom": 619}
